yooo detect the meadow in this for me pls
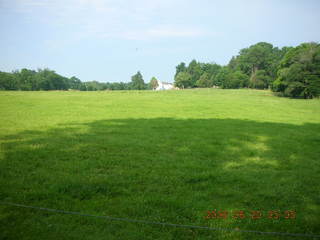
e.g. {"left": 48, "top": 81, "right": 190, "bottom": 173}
{"left": 0, "top": 89, "right": 319, "bottom": 239}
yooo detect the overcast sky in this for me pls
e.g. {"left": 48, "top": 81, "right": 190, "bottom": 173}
{"left": 1, "top": 0, "right": 320, "bottom": 83}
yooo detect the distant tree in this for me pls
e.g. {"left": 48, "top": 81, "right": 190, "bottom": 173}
{"left": 69, "top": 76, "right": 82, "bottom": 90}
{"left": 0, "top": 68, "right": 93, "bottom": 91}
{"left": 16, "top": 68, "right": 37, "bottom": 90}
{"left": 187, "top": 60, "right": 202, "bottom": 87}
{"left": 174, "top": 72, "right": 192, "bottom": 88}
{"left": 0, "top": 71, "right": 18, "bottom": 90}
{"left": 269, "top": 46, "right": 292, "bottom": 80}
{"left": 238, "top": 42, "right": 274, "bottom": 75}
{"left": 149, "top": 77, "right": 159, "bottom": 90}
{"left": 118, "top": 82, "right": 128, "bottom": 90}
{"left": 249, "top": 70, "right": 271, "bottom": 89}
{"left": 196, "top": 72, "right": 211, "bottom": 88}
{"left": 79, "top": 83, "right": 87, "bottom": 91}
{"left": 175, "top": 62, "right": 187, "bottom": 78}
{"left": 1, "top": 41, "right": 318, "bottom": 97}
{"left": 273, "top": 42, "right": 320, "bottom": 98}
{"left": 228, "top": 56, "right": 238, "bottom": 70}
{"left": 201, "top": 62, "right": 221, "bottom": 85}
{"left": 35, "top": 69, "right": 53, "bottom": 90}
{"left": 131, "top": 71, "right": 146, "bottom": 90}
{"left": 220, "top": 71, "right": 249, "bottom": 89}
{"left": 214, "top": 67, "right": 231, "bottom": 87}
{"left": 230, "top": 42, "right": 281, "bottom": 89}
{"left": 85, "top": 81, "right": 104, "bottom": 91}
{"left": 232, "top": 71, "right": 249, "bottom": 88}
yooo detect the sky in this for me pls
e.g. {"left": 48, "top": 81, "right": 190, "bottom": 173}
{"left": 0, "top": 0, "right": 320, "bottom": 83}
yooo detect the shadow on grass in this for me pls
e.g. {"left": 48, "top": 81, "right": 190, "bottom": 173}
{"left": 0, "top": 118, "right": 320, "bottom": 239}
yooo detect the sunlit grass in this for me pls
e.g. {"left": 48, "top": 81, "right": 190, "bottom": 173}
{"left": 0, "top": 89, "right": 320, "bottom": 239}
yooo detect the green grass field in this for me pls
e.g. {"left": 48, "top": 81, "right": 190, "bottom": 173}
{"left": 0, "top": 89, "right": 320, "bottom": 239}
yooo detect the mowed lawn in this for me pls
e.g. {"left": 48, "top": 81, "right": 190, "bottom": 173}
{"left": 0, "top": 89, "right": 320, "bottom": 240}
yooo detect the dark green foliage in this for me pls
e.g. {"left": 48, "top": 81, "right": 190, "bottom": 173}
{"left": 213, "top": 67, "right": 231, "bottom": 87}
{"left": 174, "top": 62, "right": 186, "bottom": 78}
{"left": 85, "top": 81, "right": 103, "bottom": 91}
{"left": 130, "top": 71, "right": 146, "bottom": 90}
{"left": 69, "top": 76, "right": 82, "bottom": 90}
{"left": 0, "top": 68, "right": 76, "bottom": 91}
{"left": 227, "top": 71, "right": 249, "bottom": 89}
{"left": 36, "top": 69, "right": 69, "bottom": 90}
{"left": 0, "top": 71, "right": 18, "bottom": 90}
{"left": 187, "top": 60, "right": 202, "bottom": 86}
{"left": 238, "top": 42, "right": 275, "bottom": 75}
{"left": 0, "top": 69, "right": 146, "bottom": 91}
{"left": 201, "top": 62, "right": 221, "bottom": 85}
{"left": 196, "top": 72, "right": 211, "bottom": 88}
{"left": 15, "top": 68, "right": 37, "bottom": 90}
{"left": 229, "top": 42, "right": 288, "bottom": 89}
{"left": 216, "top": 69, "right": 249, "bottom": 89}
{"left": 172, "top": 41, "right": 319, "bottom": 98}
{"left": 174, "top": 72, "right": 192, "bottom": 88}
{"left": 173, "top": 42, "right": 286, "bottom": 90}
{"left": 174, "top": 61, "right": 221, "bottom": 88}
{"left": 79, "top": 83, "right": 87, "bottom": 91}
{"left": 273, "top": 42, "right": 320, "bottom": 98}
{"left": 249, "top": 70, "right": 271, "bottom": 89}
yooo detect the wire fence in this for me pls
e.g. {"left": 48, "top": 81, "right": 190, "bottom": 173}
{"left": 1, "top": 201, "right": 320, "bottom": 238}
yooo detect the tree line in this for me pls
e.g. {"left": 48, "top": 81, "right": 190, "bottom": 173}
{"left": 0, "top": 41, "right": 319, "bottom": 98}
{"left": 174, "top": 42, "right": 320, "bottom": 98}
{"left": 0, "top": 68, "right": 157, "bottom": 91}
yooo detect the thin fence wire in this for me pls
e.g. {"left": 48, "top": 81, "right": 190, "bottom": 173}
{"left": 1, "top": 201, "right": 320, "bottom": 238}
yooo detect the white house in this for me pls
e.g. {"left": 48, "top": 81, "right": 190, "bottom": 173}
{"left": 155, "top": 80, "right": 175, "bottom": 90}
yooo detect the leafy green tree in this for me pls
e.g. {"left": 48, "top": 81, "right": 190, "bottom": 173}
{"left": 228, "top": 56, "right": 238, "bottom": 70}
{"left": 213, "top": 67, "right": 231, "bottom": 87}
{"left": 237, "top": 42, "right": 274, "bottom": 75}
{"left": 131, "top": 71, "right": 146, "bottom": 90}
{"left": 273, "top": 42, "right": 320, "bottom": 98}
{"left": 15, "top": 68, "right": 37, "bottom": 90}
{"left": 149, "top": 77, "right": 159, "bottom": 90}
{"left": 69, "top": 76, "right": 82, "bottom": 90}
{"left": 196, "top": 73, "right": 211, "bottom": 88}
{"left": 79, "top": 83, "right": 87, "bottom": 91}
{"left": 187, "top": 60, "right": 202, "bottom": 87}
{"left": 36, "top": 69, "right": 69, "bottom": 90}
{"left": 0, "top": 71, "right": 18, "bottom": 90}
{"left": 221, "top": 71, "right": 249, "bottom": 89}
{"left": 174, "top": 72, "right": 192, "bottom": 88}
{"left": 249, "top": 70, "right": 271, "bottom": 89}
{"left": 1, "top": 68, "right": 83, "bottom": 91}
{"left": 230, "top": 42, "right": 283, "bottom": 89}
{"left": 85, "top": 81, "right": 103, "bottom": 91}
{"left": 232, "top": 71, "right": 249, "bottom": 88}
{"left": 34, "top": 69, "right": 52, "bottom": 90}
{"left": 201, "top": 63, "right": 221, "bottom": 84}
{"left": 269, "top": 46, "right": 292, "bottom": 80}
{"left": 175, "top": 62, "right": 187, "bottom": 78}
